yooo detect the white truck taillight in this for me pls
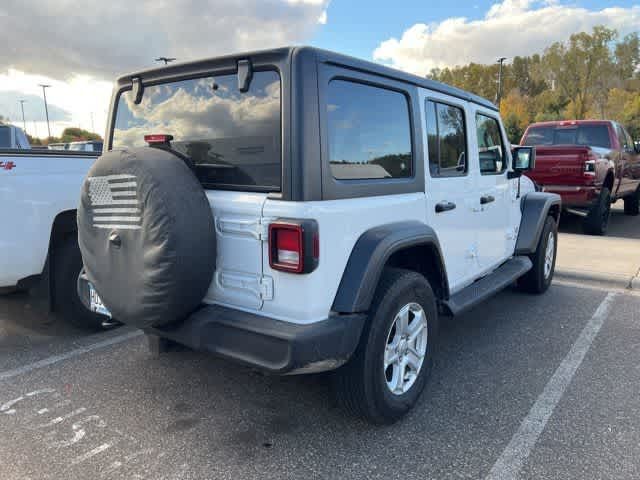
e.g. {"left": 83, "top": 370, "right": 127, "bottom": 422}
{"left": 268, "top": 220, "right": 319, "bottom": 274}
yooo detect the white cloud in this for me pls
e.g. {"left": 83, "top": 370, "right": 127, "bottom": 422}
{"left": 318, "top": 10, "right": 328, "bottom": 24}
{"left": 0, "top": 0, "right": 328, "bottom": 138}
{"left": 373, "top": 0, "right": 640, "bottom": 76}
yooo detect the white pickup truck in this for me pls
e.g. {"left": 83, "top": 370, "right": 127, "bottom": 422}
{"left": 0, "top": 147, "right": 106, "bottom": 329}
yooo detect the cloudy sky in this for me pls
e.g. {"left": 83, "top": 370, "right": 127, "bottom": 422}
{"left": 0, "top": 0, "right": 638, "bottom": 138}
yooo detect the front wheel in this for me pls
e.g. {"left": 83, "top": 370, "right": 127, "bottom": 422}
{"left": 518, "top": 216, "right": 557, "bottom": 294}
{"left": 332, "top": 268, "right": 438, "bottom": 424}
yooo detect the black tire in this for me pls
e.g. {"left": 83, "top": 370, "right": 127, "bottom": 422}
{"left": 623, "top": 187, "right": 640, "bottom": 216}
{"left": 518, "top": 216, "right": 557, "bottom": 294}
{"left": 332, "top": 268, "right": 438, "bottom": 424}
{"left": 583, "top": 187, "right": 611, "bottom": 235}
{"left": 54, "top": 235, "right": 108, "bottom": 330}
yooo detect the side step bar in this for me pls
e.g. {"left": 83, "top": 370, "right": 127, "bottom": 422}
{"left": 443, "top": 256, "right": 533, "bottom": 316}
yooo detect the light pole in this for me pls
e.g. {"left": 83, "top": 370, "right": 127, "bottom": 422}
{"left": 496, "top": 57, "right": 507, "bottom": 107}
{"left": 19, "top": 100, "right": 27, "bottom": 132}
{"left": 39, "top": 84, "right": 51, "bottom": 139}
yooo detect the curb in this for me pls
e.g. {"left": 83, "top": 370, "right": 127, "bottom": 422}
{"left": 554, "top": 268, "right": 634, "bottom": 290}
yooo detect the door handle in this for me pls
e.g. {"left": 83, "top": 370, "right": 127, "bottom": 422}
{"left": 435, "top": 201, "right": 456, "bottom": 213}
{"left": 480, "top": 195, "right": 495, "bottom": 205}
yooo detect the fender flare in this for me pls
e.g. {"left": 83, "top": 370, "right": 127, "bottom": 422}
{"left": 515, "top": 192, "right": 561, "bottom": 255}
{"left": 331, "top": 221, "right": 449, "bottom": 313}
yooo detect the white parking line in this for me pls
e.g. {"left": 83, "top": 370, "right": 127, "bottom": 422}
{"left": 486, "top": 292, "right": 617, "bottom": 480}
{"left": 0, "top": 330, "right": 142, "bottom": 381}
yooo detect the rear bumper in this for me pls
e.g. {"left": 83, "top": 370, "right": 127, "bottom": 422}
{"left": 541, "top": 185, "right": 599, "bottom": 208}
{"left": 147, "top": 304, "right": 366, "bottom": 375}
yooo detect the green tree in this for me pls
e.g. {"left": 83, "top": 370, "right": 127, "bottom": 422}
{"left": 59, "top": 127, "right": 102, "bottom": 143}
{"left": 614, "top": 32, "right": 640, "bottom": 80}
{"left": 542, "top": 26, "right": 617, "bottom": 119}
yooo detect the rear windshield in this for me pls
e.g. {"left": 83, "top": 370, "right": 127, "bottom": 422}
{"left": 523, "top": 124, "right": 611, "bottom": 149}
{"left": 0, "top": 126, "right": 11, "bottom": 148}
{"left": 111, "top": 70, "right": 281, "bottom": 191}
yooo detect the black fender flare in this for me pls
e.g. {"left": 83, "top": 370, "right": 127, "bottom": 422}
{"left": 515, "top": 192, "right": 561, "bottom": 255}
{"left": 331, "top": 221, "right": 449, "bottom": 313}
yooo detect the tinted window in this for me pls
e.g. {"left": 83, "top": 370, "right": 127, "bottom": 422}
{"left": 113, "top": 70, "right": 281, "bottom": 190}
{"left": 327, "top": 80, "right": 412, "bottom": 180}
{"left": 0, "top": 127, "right": 11, "bottom": 148}
{"left": 426, "top": 100, "right": 467, "bottom": 177}
{"left": 524, "top": 124, "right": 611, "bottom": 149}
{"left": 476, "top": 114, "right": 506, "bottom": 174}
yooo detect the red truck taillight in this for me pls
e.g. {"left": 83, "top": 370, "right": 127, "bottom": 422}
{"left": 268, "top": 220, "right": 319, "bottom": 274}
{"left": 582, "top": 151, "right": 598, "bottom": 176}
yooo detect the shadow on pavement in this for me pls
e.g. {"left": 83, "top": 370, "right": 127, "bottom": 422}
{"left": 558, "top": 203, "right": 640, "bottom": 240}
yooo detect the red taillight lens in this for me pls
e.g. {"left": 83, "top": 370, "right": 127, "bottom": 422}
{"left": 269, "top": 220, "right": 319, "bottom": 274}
{"left": 144, "top": 134, "right": 173, "bottom": 145}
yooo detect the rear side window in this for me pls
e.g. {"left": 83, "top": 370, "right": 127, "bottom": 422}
{"left": 476, "top": 114, "right": 506, "bottom": 175}
{"left": 524, "top": 124, "right": 611, "bottom": 149}
{"left": 327, "top": 80, "right": 412, "bottom": 180}
{"left": 0, "top": 127, "right": 11, "bottom": 148}
{"left": 426, "top": 100, "right": 467, "bottom": 177}
{"left": 112, "top": 70, "right": 282, "bottom": 191}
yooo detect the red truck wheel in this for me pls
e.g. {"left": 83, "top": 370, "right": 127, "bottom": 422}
{"left": 623, "top": 187, "right": 640, "bottom": 216}
{"left": 583, "top": 187, "right": 611, "bottom": 236}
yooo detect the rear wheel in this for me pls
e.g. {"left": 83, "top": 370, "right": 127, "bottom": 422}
{"left": 583, "top": 187, "right": 611, "bottom": 236}
{"left": 518, "top": 215, "right": 557, "bottom": 294}
{"left": 624, "top": 187, "right": 640, "bottom": 216}
{"left": 332, "top": 268, "right": 438, "bottom": 424}
{"left": 54, "top": 235, "right": 109, "bottom": 330}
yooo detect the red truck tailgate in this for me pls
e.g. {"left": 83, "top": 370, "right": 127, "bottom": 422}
{"left": 525, "top": 146, "right": 591, "bottom": 186}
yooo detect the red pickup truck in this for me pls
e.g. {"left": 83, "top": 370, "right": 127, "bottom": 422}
{"left": 521, "top": 120, "right": 640, "bottom": 235}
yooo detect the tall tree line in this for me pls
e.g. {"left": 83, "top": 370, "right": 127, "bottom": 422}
{"left": 428, "top": 26, "right": 640, "bottom": 143}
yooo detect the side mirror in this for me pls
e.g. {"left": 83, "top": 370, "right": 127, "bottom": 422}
{"left": 512, "top": 146, "right": 536, "bottom": 171}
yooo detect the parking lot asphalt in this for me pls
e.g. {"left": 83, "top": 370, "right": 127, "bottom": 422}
{"left": 1, "top": 212, "right": 639, "bottom": 480}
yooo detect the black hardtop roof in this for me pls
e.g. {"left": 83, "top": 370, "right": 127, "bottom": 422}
{"left": 116, "top": 46, "right": 497, "bottom": 111}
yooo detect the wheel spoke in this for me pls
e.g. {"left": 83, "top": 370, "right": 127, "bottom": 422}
{"left": 384, "top": 347, "right": 399, "bottom": 367}
{"left": 396, "top": 307, "right": 409, "bottom": 335}
{"left": 392, "top": 358, "right": 407, "bottom": 393}
{"left": 407, "top": 322, "right": 425, "bottom": 343}
{"left": 406, "top": 350, "right": 422, "bottom": 371}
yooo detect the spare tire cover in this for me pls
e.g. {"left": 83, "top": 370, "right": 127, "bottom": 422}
{"left": 77, "top": 147, "right": 216, "bottom": 328}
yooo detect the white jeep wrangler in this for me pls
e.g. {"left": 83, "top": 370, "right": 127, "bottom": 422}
{"left": 77, "top": 47, "right": 560, "bottom": 424}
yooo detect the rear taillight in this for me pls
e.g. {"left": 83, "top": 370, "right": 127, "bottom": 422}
{"left": 582, "top": 150, "right": 598, "bottom": 176}
{"left": 268, "top": 220, "right": 319, "bottom": 274}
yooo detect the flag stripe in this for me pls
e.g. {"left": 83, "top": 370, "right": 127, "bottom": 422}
{"left": 92, "top": 208, "right": 140, "bottom": 214}
{"left": 93, "top": 216, "right": 141, "bottom": 223}
{"left": 93, "top": 224, "right": 142, "bottom": 230}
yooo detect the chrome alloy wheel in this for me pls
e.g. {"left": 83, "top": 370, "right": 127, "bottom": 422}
{"left": 544, "top": 231, "right": 555, "bottom": 279}
{"left": 384, "top": 302, "right": 428, "bottom": 395}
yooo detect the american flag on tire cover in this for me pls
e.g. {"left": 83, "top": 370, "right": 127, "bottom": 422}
{"left": 87, "top": 174, "right": 142, "bottom": 230}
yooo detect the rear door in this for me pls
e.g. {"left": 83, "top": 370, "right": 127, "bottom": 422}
{"left": 616, "top": 123, "right": 640, "bottom": 196}
{"left": 203, "top": 191, "right": 269, "bottom": 310}
{"left": 111, "top": 68, "right": 283, "bottom": 311}
{"left": 422, "top": 93, "right": 482, "bottom": 292}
